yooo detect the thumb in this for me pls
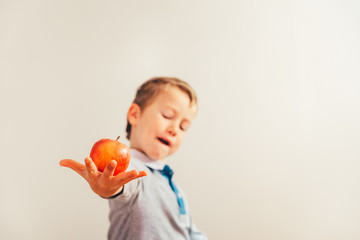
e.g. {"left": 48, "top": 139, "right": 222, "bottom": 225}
{"left": 59, "top": 159, "right": 87, "bottom": 179}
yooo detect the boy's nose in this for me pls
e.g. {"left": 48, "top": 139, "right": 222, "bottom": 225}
{"left": 167, "top": 125, "right": 177, "bottom": 136}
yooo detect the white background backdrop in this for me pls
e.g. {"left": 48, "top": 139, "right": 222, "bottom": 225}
{"left": 1, "top": 0, "right": 360, "bottom": 239}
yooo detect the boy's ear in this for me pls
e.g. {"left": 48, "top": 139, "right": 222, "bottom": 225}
{"left": 127, "top": 103, "right": 141, "bottom": 126}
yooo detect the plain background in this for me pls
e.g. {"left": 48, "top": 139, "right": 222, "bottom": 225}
{"left": 1, "top": 0, "right": 360, "bottom": 239}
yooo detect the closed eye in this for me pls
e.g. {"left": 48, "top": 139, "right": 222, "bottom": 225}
{"left": 180, "top": 123, "right": 190, "bottom": 131}
{"left": 162, "top": 114, "right": 172, "bottom": 119}
{"left": 161, "top": 108, "right": 175, "bottom": 119}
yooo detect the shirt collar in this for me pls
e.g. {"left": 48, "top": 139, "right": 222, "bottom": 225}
{"left": 130, "top": 148, "right": 166, "bottom": 170}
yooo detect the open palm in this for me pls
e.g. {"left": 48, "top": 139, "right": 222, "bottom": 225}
{"left": 59, "top": 157, "right": 147, "bottom": 198}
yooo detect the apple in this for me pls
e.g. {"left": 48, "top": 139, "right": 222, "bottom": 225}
{"left": 90, "top": 136, "right": 130, "bottom": 176}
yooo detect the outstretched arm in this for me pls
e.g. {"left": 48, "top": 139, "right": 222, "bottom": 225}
{"left": 59, "top": 158, "right": 147, "bottom": 198}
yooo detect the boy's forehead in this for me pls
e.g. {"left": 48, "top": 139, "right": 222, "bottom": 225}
{"left": 153, "top": 87, "right": 194, "bottom": 104}
{"left": 149, "top": 87, "right": 197, "bottom": 113}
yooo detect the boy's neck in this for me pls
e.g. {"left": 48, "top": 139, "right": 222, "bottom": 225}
{"left": 130, "top": 148, "right": 166, "bottom": 170}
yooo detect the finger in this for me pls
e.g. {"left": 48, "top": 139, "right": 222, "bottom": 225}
{"left": 59, "top": 159, "right": 87, "bottom": 178}
{"left": 137, "top": 171, "right": 147, "bottom": 178}
{"left": 123, "top": 170, "right": 147, "bottom": 184}
{"left": 84, "top": 157, "right": 99, "bottom": 177}
{"left": 126, "top": 170, "right": 147, "bottom": 178}
{"left": 116, "top": 170, "right": 147, "bottom": 185}
{"left": 102, "top": 160, "right": 117, "bottom": 178}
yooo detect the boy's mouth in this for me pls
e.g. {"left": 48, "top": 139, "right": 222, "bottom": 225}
{"left": 157, "top": 137, "right": 170, "bottom": 146}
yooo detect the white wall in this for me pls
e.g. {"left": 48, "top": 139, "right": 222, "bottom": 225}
{"left": 1, "top": 1, "right": 360, "bottom": 239}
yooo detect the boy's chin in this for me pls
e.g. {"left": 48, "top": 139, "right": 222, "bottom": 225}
{"left": 147, "top": 149, "right": 172, "bottom": 161}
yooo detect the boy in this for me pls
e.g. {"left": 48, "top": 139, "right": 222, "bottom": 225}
{"left": 60, "top": 77, "right": 208, "bottom": 240}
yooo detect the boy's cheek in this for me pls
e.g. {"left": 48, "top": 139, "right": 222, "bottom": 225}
{"left": 173, "top": 139, "right": 183, "bottom": 149}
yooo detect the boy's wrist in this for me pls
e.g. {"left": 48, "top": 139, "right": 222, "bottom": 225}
{"left": 101, "top": 186, "right": 124, "bottom": 199}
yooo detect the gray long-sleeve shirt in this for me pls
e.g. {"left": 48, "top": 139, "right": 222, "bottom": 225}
{"left": 108, "top": 149, "right": 208, "bottom": 240}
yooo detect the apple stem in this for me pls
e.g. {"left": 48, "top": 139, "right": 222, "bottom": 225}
{"left": 116, "top": 136, "right": 120, "bottom": 141}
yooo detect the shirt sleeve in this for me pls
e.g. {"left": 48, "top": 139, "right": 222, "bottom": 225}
{"left": 110, "top": 159, "right": 147, "bottom": 202}
{"left": 189, "top": 222, "right": 208, "bottom": 240}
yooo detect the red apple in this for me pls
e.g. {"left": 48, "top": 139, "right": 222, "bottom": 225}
{"left": 90, "top": 136, "right": 130, "bottom": 176}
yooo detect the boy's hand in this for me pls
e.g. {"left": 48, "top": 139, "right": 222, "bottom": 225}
{"left": 59, "top": 157, "right": 147, "bottom": 198}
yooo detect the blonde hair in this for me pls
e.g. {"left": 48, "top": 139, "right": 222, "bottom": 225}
{"left": 126, "top": 77, "right": 197, "bottom": 140}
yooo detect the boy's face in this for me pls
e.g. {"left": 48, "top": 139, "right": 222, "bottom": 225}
{"left": 128, "top": 86, "right": 197, "bottom": 161}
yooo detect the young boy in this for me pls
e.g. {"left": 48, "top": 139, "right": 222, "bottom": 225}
{"left": 60, "top": 77, "right": 208, "bottom": 240}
